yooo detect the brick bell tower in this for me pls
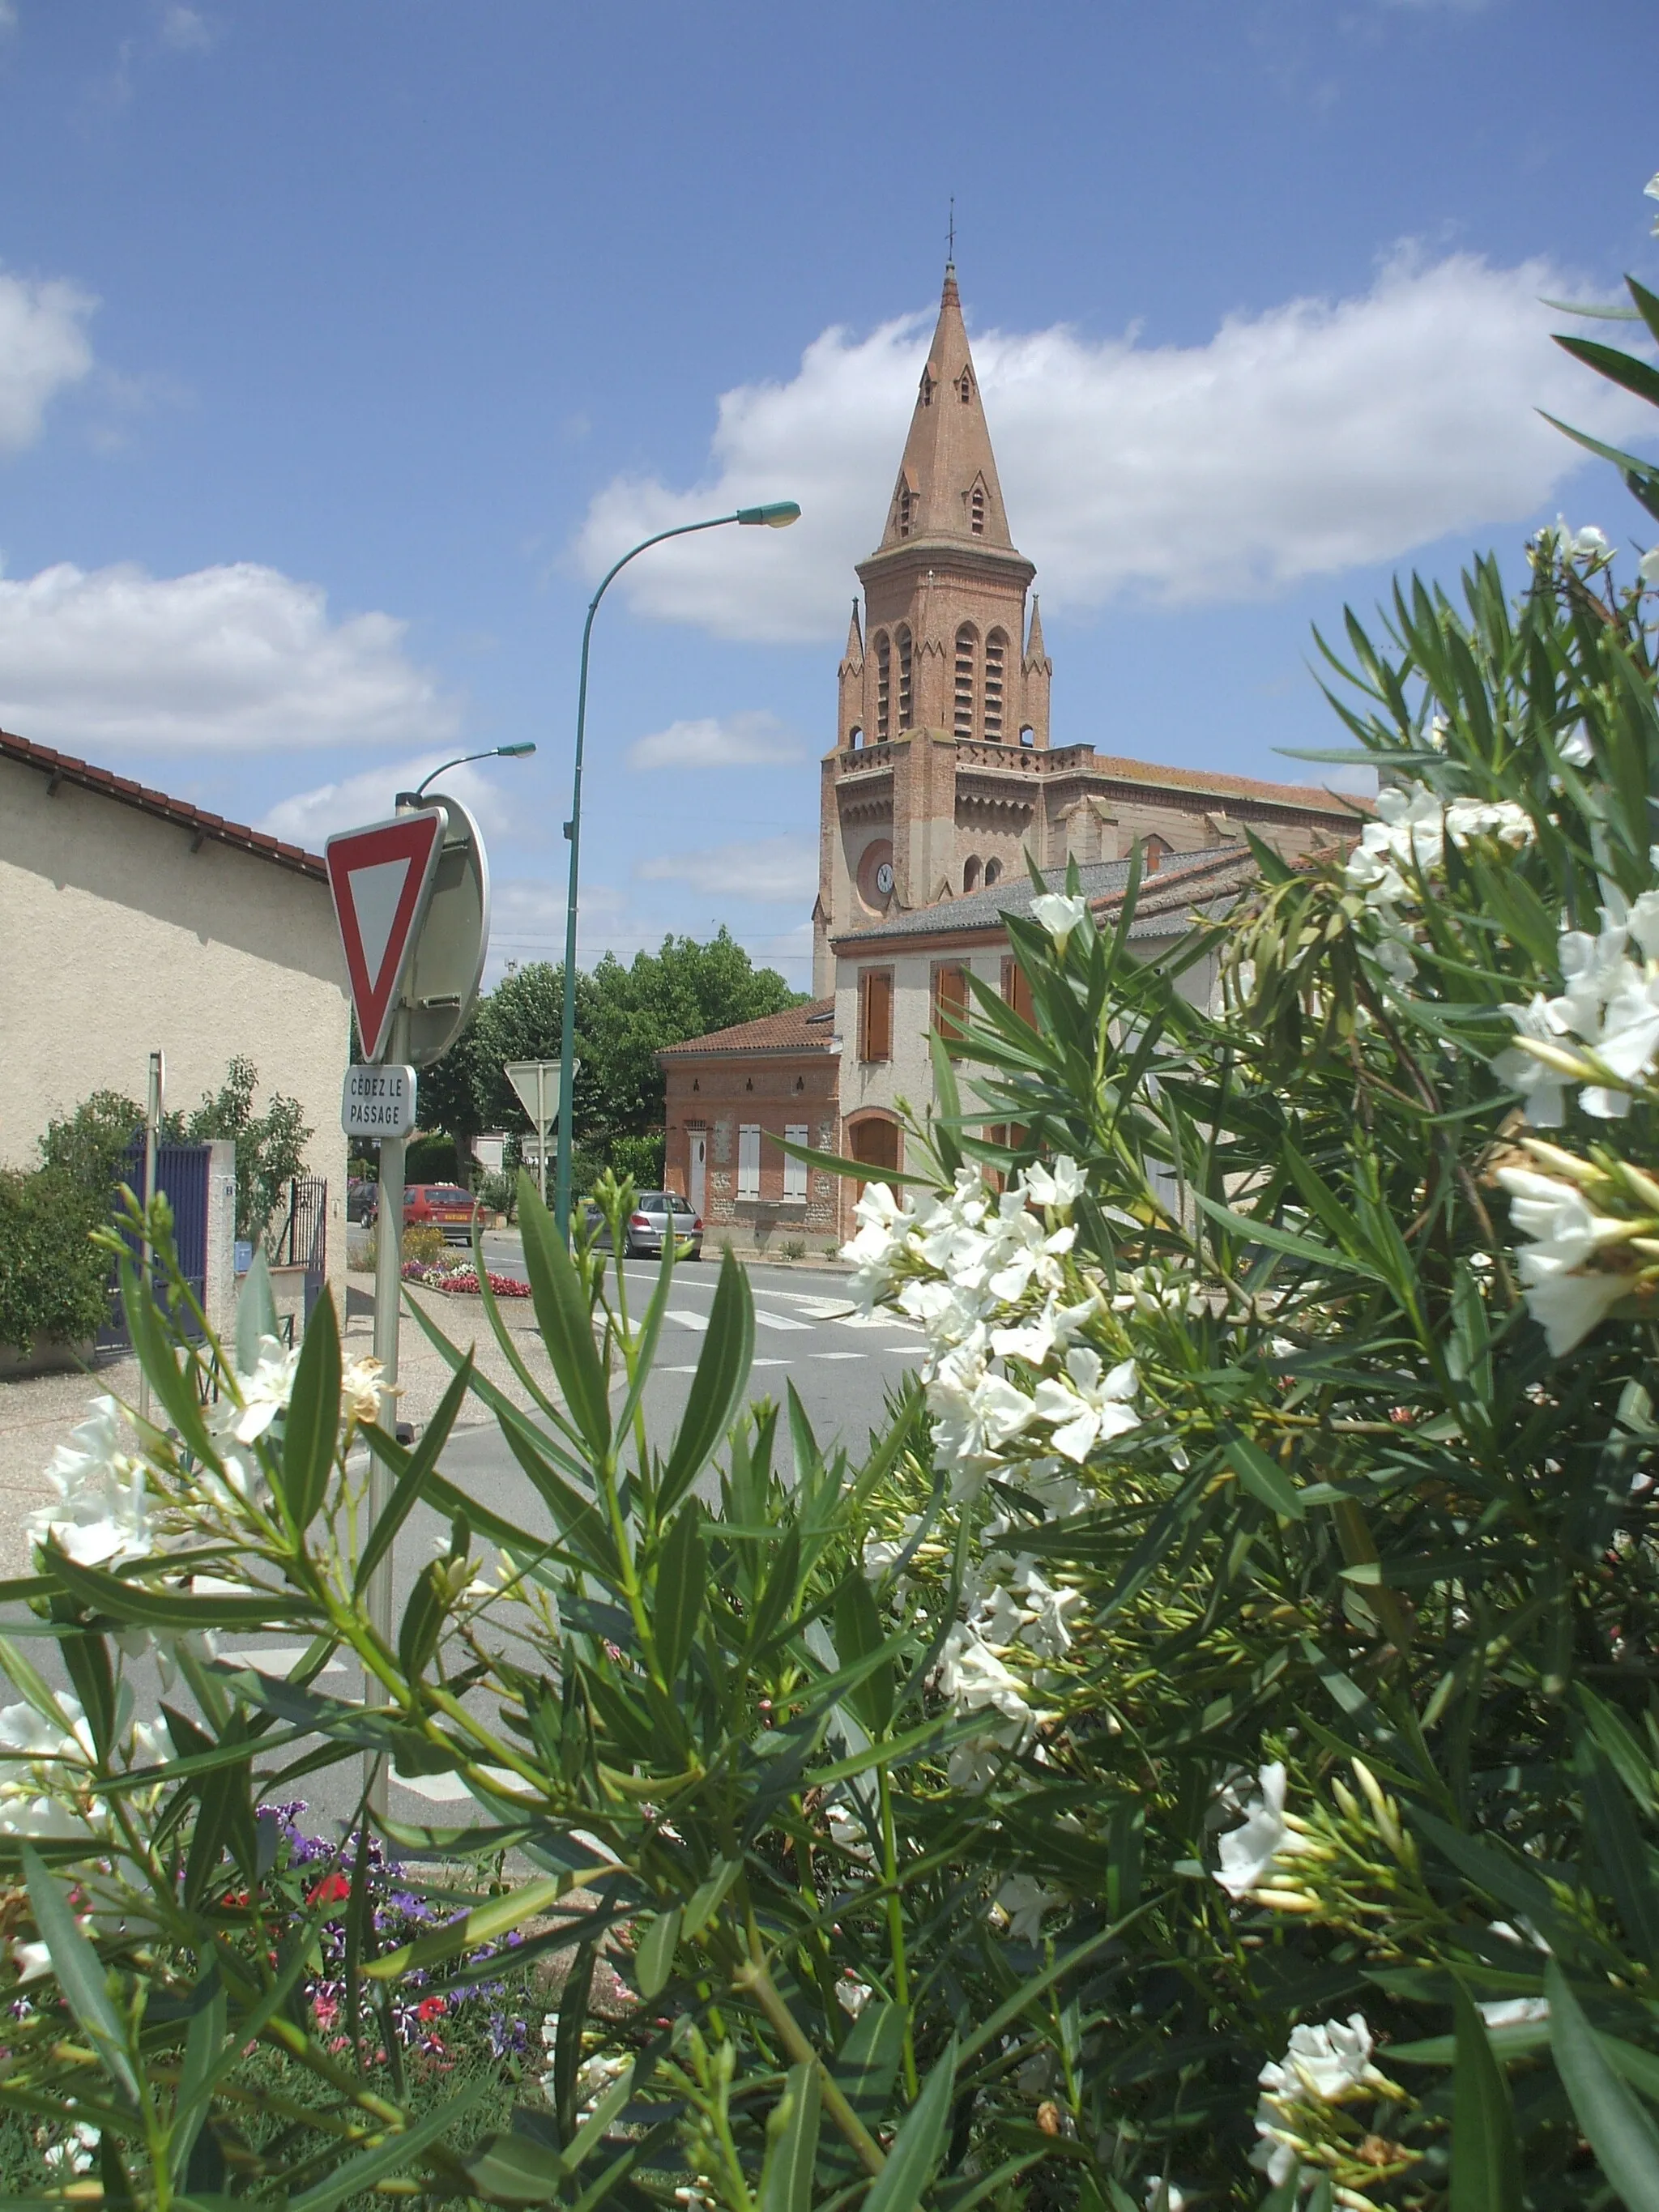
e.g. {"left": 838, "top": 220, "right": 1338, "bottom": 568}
{"left": 814, "top": 262, "right": 1052, "bottom": 991}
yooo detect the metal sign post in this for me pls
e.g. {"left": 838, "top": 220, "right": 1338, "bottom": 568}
{"left": 139, "top": 1051, "right": 164, "bottom": 1428}
{"left": 503, "top": 1059, "right": 571, "bottom": 1210}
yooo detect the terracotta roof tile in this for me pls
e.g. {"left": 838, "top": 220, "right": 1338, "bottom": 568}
{"left": 0, "top": 727, "right": 326, "bottom": 881}
{"left": 658, "top": 997, "right": 835, "bottom": 1060}
{"left": 1083, "top": 752, "right": 1373, "bottom": 816}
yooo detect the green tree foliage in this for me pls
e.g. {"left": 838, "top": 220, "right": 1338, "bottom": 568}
{"left": 0, "top": 1168, "right": 109, "bottom": 1350}
{"left": 420, "top": 929, "right": 801, "bottom": 1177}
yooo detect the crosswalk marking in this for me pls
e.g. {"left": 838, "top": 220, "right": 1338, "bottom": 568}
{"left": 665, "top": 1307, "right": 710, "bottom": 1332}
{"left": 222, "top": 1647, "right": 346, "bottom": 1677}
{"left": 753, "top": 1310, "right": 812, "bottom": 1332}
{"left": 814, "top": 1351, "right": 864, "bottom": 1362}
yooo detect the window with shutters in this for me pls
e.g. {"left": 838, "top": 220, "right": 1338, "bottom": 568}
{"left": 737, "top": 1123, "right": 761, "bottom": 1200}
{"left": 897, "top": 627, "right": 914, "bottom": 729}
{"left": 898, "top": 484, "right": 915, "bottom": 538}
{"left": 958, "top": 369, "right": 973, "bottom": 404}
{"left": 983, "top": 629, "right": 1007, "bottom": 739}
{"left": 875, "top": 633, "right": 890, "bottom": 740}
{"left": 859, "top": 968, "right": 894, "bottom": 1062}
{"left": 1001, "top": 954, "right": 1034, "bottom": 1026}
{"left": 783, "top": 1124, "right": 808, "bottom": 1200}
{"left": 970, "top": 482, "right": 986, "bottom": 536}
{"left": 932, "top": 961, "right": 970, "bottom": 1043}
{"left": 953, "top": 624, "right": 977, "bottom": 735}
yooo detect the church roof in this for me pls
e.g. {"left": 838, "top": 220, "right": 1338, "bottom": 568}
{"left": 868, "top": 264, "right": 1020, "bottom": 560}
{"left": 658, "top": 996, "right": 837, "bottom": 1060}
{"left": 833, "top": 844, "right": 1259, "bottom": 948}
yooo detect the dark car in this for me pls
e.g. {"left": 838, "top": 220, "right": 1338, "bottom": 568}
{"left": 346, "top": 1178, "right": 379, "bottom": 1225}
{"left": 403, "top": 1183, "right": 482, "bottom": 1246}
{"left": 586, "top": 1192, "right": 702, "bottom": 1259}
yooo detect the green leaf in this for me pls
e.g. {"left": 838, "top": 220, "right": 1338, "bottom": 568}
{"left": 1577, "top": 1732, "right": 1659, "bottom": 1967}
{"left": 1223, "top": 1431, "right": 1305, "bottom": 1521}
{"left": 284, "top": 2074, "right": 493, "bottom": 2212}
{"left": 355, "top": 1353, "right": 474, "bottom": 1593}
{"left": 41, "top": 1545, "right": 322, "bottom": 1630}
{"left": 659, "top": 1250, "right": 755, "bottom": 1516}
{"left": 681, "top": 1856, "right": 742, "bottom": 1942}
{"left": 633, "top": 1905, "right": 681, "bottom": 1999}
{"left": 169, "top": 1971, "right": 227, "bottom": 2188}
{"left": 275, "top": 1285, "right": 341, "bottom": 1531}
{"left": 1554, "top": 334, "right": 1659, "bottom": 411}
{"left": 759, "top": 2062, "right": 821, "bottom": 2212}
{"left": 1191, "top": 1192, "right": 1385, "bottom": 1281}
{"left": 835, "top": 1571, "right": 896, "bottom": 1735}
{"left": 1451, "top": 1980, "right": 1522, "bottom": 2212}
{"left": 235, "top": 1247, "right": 279, "bottom": 1375}
{"left": 516, "top": 1170, "right": 612, "bottom": 1462}
{"left": 19, "top": 1844, "right": 139, "bottom": 2108}
{"left": 1546, "top": 1960, "right": 1659, "bottom": 2211}
{"left": 651, "top": 1502, "right": 706, "bottom": 1686}
{"left": 863, "top": 2036, "right": 957, "bottom": 2212}
{"left": 118, "top": 1253, "right": 218, "bottom": 1465}
{"left": 821, "top": 2001, "right": 905, "bottom": 2181}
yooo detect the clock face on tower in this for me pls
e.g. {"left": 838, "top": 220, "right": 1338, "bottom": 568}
{"left": 855, "top": 837, "right": 896, "bottom": 910}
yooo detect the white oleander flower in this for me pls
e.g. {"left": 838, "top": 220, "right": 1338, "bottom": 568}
{"left": 1559, "top": 726, "right": 1594, "bottom": 768}
{"left": 42, "top": 2122, "right": 99, "bottom": 2175}
{"left": 210, "top": 1334, "right": 301, "bottom": 1447}
{"left": 1641, "top": 547, "right": 1659, "bottom": 585}
{"left": 1259, "top": 2013, "right": 1380, "bottom": 2104}
{"left": 990, "top": 1290, "right": 1099, "bottom": 1367}
{"left": 936, "top": 1626, "right": 1036, "bottom": 1731}
{"left": 995, "top": 1873, "right": 1063, "bottom": 1944}
{"left": 28, "top": 1397, "right": 155, "bottom": 1568}
{"left": 1494, "top": 994, "right": 1573, "bottom": 1127}
{"left": 1030, "top": 1349, "right": 1139, "bottom": 1464}
{"left": 1143, "top": 2180, "right": 1188, "bottom": 2212}
{"left": 928, "top": 1370, "right": 1039, "bottom": 1494}
{"left": 841, "top": 1181, "right": 919, "bottom": 1298}
{"left": 1021, "top": 1156, "right": 1085, "bottom": 1211}
{"left": 1030, "top": 892, "right": 1089, "bottom": 948}
{"left": 11, "top": 1938, "right": 50, "bottom": 1983}
{"left": 340, "top": 1354, "right": 385, "bottom": 1426}
{"left": 0, "top": 1695, "right": 94, "bottom": 1771}
{"left": 1213, "top": 1762, "right": 1312, "bottom": 1899}
{"left": 861, "top": 1514, "right": 921, "bottom": 1584}
{"left": 835, "top": 1974, "right": 873, "bottom": 2018}
{"left": 1496, "top": 1166, "right": 1635, "bottom": 1353}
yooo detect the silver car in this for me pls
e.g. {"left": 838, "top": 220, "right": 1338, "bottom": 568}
{"left": 586, "top": 1191, "right": 703, "bottom": 1259}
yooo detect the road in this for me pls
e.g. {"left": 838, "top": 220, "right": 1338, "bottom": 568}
{"left": 2, "top": 1241, "right": 926, "bottom": 1843}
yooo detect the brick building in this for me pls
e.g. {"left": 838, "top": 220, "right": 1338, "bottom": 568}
{"left": 661, "top": 262, "right": 1365, "bottom": 1251}
{"left": 659, "top": 998, "right": 842, "bottom": 1255}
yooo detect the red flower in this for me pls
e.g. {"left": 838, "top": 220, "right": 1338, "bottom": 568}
{"left": 416, "top": 1996, "right": 446, "bottom": 2022}
{"left": 308, "top": 1873, "right": 352, "bottom": 1906}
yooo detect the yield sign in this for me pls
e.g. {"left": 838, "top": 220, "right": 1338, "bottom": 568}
{"left": 325, "top": 812, "right": 445, "bottom": 1061}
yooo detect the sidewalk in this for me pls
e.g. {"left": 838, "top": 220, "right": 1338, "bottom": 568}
{"left": 0, "top": 1284, "right": 564, "bottom": 1580}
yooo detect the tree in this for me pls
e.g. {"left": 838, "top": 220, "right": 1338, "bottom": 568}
{"left": 415, "top": 931, "right": 803, "bottom": 1179}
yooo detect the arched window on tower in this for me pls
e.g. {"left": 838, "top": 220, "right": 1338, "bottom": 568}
{"left": 963, "top": 856, "right": 982, "bottom": 893}
{"left": 875, "top": 633, "right": 891, "bottom": 741}
{"left": 897, "top": 484, "right": 915, "bottom": 538}
{"left": 983, "top": 629, "right": 1007, "bottom": 740}
{"left": 897, "top": 626, "right": 914, "bottom": 730}
{"left": 919, "top": 367, "right": 935, "bottom": 408}
{"left": 958, "top": 369, "right": 973, "bottom": 404}
{"left": 970, "top": 483, "right": 986, "bottom": 537}
{"left": 1019, "top": 725, "right": 1035, "bottom": 748}
{"left": 848, "top": 725, "right": 864, "bottom": 751}
{"left": 984, "top": 857, "right": 1003, "bottom": 887}
{"left": 953, "top": 624, "right": 978, "bottom": 737}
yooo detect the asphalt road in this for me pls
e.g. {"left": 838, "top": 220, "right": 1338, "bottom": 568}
{"left": 2, "top": 1241, "right": 925, "bottom": 1845}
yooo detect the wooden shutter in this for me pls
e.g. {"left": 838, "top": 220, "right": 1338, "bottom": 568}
{"left": 860, "top": 969, "right": 893, "bottom": 1062}
{"left": 932, "top": 962, "right": 970, "bottom": 1042}
{"left": 1001, "top": 955, "right": 1034, "bottom": 1026}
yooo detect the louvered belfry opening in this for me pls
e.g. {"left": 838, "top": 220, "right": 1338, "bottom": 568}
{"left": 983, "top": 630, "right": 1006, "bottom": 739}
{"left": 954, "top": 624, "right": 977, "bottom": 736}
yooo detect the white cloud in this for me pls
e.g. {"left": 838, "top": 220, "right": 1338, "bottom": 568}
{"left": 637, "top": 834, "right": 817, "bottom": 904}
{"left": 261, "top": 748, "right": 531, "bottom": 850}
{"left": 576, "top": 249, "right": 1650, "bottom": 643}
{"left": 160, "top": 6, "right": 216, "bottom": 50}
{"left": 0, "top": 270, "right": 95, "bottom": 450}
{"left": 626, "top": 710, "right": 803, "bottom": 771}
{"left": 0, "top": 560, "right": 458, "bottom": 753}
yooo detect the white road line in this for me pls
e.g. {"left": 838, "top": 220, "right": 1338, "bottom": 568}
{"left": 835, "top": 1311, "right": 921, "bottom": 1333}
{"left": 665, "top": 1307, "right": 710, "bottom": 1332}
{"left": 753, "top": 1310, "right": 812, "bottom": 1332}
{"left": 753, "top": 1358, "right": 789, "bottom": 1368}
{"left": 390, "top": 1766, "right": 519, "bottom": 1802}
{"left": 884, "top": 1344, "right": 925, "bottom": 1355}
{"left": 814, "top": 1351, "right": 864, "bottom": 1362}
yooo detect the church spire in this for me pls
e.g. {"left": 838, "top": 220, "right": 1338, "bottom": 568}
{"left": 1024, "top": 595, "right": 1047, "bottom": 669}
{"left": 874, "top": 262, "right": 1017, "bottom": 556}
{"left": 842, "top": 599, "right": 864, "bottom": 667}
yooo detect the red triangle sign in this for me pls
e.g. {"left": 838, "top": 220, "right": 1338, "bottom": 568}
{"left": 325, "top": 812, "right": 445, "bottom": 1061}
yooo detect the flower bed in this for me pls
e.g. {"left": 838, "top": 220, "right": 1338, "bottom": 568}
{"left": 401, "top": 1258, "right": 531, "bottom": 1298}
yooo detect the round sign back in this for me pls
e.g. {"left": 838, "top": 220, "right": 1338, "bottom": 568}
{"left": 399, "top": 793, "right": 490, "bottom": 1069}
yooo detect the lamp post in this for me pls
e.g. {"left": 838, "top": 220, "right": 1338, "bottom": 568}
{"left": 397, "top": 742, "right": 536, "bottom": 809}
{"left": 553, "top": 500, "right": 800, "bottom": 1238}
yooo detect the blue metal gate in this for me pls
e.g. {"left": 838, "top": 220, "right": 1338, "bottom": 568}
{"left": 98, "top": 1138, "right": 212, "bottom": 1352}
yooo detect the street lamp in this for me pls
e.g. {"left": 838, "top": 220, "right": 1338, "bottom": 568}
{"left": 553, "top": 500, "right": 801, "bottom": 1237}
{"left": 397, "top": 742, "right": 537, "bottom": 808}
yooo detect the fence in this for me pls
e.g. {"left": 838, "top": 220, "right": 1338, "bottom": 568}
{"left": 264, "top": 1175, "right": 329, "bottom": 1327}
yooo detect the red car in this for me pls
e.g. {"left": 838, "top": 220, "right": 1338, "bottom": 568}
{"left": 403, "top": 1183, "right": 481, "bottom": 1245}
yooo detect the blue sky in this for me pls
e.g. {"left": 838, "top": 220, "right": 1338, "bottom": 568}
{"left": 0, "top": 0, "right": 1655, "bottom": 990}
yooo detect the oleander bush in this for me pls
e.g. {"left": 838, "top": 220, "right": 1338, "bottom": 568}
{"left": 6, "top": 205, "right": 1659, "bottom": 2212}
{"left": 0, "top": 1165, "right": 109, "bottom": 1352}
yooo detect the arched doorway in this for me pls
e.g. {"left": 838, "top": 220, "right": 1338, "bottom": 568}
{"left": 849, "top": 1115, "right": 901, "bottom": 1194}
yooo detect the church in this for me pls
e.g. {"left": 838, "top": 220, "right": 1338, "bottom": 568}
{"left": 659, "top": 264, "right": 1363, "bottom": 1252}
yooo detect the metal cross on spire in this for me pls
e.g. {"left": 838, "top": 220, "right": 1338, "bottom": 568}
{"left": 947, "top": 197, "right": 955, "bottom": 263}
